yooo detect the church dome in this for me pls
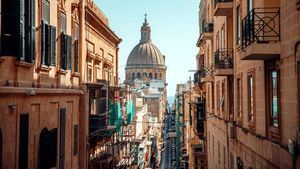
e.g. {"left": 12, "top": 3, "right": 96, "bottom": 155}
{"left": 126, "top": 42, "right": 165, "bottom": 68}
{"left": 126, "top": 16, "right": 166, "bottom": 69}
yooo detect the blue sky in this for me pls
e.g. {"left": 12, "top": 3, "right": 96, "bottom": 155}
{"left": 95, "top": 0, "right": 200, "bottom": 96}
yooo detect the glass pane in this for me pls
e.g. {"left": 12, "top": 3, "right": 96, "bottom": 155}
{"left": 248, "top": 76, "right": 253, "bottom": 122}
{"left": 271, "top": 71, "right": 278, "bottom": 127}
{"left": 61, "top": 12, "right": 66, "bottom": 33}
{"left": 42, "top": 0, "right": 50, "bottom": 23}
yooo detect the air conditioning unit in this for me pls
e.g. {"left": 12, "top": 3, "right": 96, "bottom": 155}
{"left": 229, "top": 126, "right": 236, "bottom": 139}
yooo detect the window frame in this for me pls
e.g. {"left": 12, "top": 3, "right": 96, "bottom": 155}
{"left": 216, "top": 82, "right": 220, "bottom": 115}
{"left": 247, "top": 69, "right": 255, "bottom": 130}
{"left": 221, "top": 80, "right": 225, "bottom": 117}
{"left": 236, "top": 5, "right": 241, "bottom": 45}
{"left": 236, "top": 73, "right": 243, "bottom": 124}
{"left": 265, "top": 61, "right": 280, "bottom": 141}
{"left": 221, "top": 25, "right": 225, "bottom": 50}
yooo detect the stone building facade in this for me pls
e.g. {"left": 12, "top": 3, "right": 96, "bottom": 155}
{"left": 0, "top": 0, "right": 121, "bottom": 169}
{"left": 196, "top": 0, "right": 300, "bottom": 168}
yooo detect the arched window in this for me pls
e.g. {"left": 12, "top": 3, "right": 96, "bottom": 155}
{"left": 159, "top": 73, "right": 162, "bottom": 79}
{"left": 155, "top": 73, "right": 158, "bottom": 79}
{"left": 149, "top": 73, "right": 153, "bottom": 79}
{"left": 143, "top": 72, "right": 147, "bottom": 77}
{"left": 132, "top": 73, "right": 135, "bottom": 80}
{"left": 137, "top": 72, "right": 141, "bottom": 79}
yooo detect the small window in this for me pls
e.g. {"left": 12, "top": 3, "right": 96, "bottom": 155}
{"left": 73, "top": 125, "right": 78, "bottom": 156}
{"left": 88, "top": 66, "right": 92, "bottom": 82}
{"left": 61, "top": 12, "right": 66, "bottom": 33}
{"left": 216, "top": 32, "right": 219, "bottom": 50}
{"left": 221, "top": 27, "right": 225, "bottom": 50}
{"left": 236, "top": 5, "right": 241, "bottom": 45}
{"left": 270, "top": 70, "right": 279, "bottom": 127}
{"left": 237, "top": 77, "right": 242, "bottom": 120}
{"left": 221, "top": 81, "right": 225, "bottom": 116}
{"left": 149, "top": 73, "right": 153, "bottom": 79}
{"left": 74, "top": 22, "right": 79, "bottom": 72}
{"left": 216, "top": 82, "right": 220, "bottom": 115}
{"left": 137, "top": 72, "right": 141, "bottom": 79}
{"left": 247, "top": 73, "right": 254, "bottom": 124}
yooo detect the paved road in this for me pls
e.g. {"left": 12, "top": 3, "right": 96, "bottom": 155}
{"left": 160, "top": 113, "right": 177, "bottom": 169}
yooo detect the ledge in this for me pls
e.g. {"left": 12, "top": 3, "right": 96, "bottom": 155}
{"left": 0, "top": 86, "right": 83, "bottom": 95}
{"left": 59, "top": 69, "right": 68, "bottom": 75}
{"left": 72, "top": 72, "right": 80, "bottom": 77}
{"left": 16, "top": 61, "right": 34, "bottom": 68}
{"left": 39, "top": 65, "right": 52, "bottom": 72}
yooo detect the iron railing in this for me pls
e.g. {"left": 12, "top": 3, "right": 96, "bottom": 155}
{"left": 202, "top": 65, "right": 214, "bottom": 77}
{"left": 201, "top": 19, "right": 214, "bottom": 35}
{"left": 214, "top": 0, "right": 233, "bottom": 8}
{"left": 242, "top": 8, "right": 280, "bottom": 49}
{"left": 195, "top": 99, "right": 205, "bottom": 133}
{"left": 214, "top": 48, "right": 233, "bottom": 69}
{"left": 89, "top": 114, "right": 108, "bottom": 133}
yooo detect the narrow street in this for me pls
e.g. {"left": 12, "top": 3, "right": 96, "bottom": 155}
{"left": 0, "top": 0, "right": 299, "bottom": 169}
{"left": 160, "top": 109, "right": 177, "bottom": 169}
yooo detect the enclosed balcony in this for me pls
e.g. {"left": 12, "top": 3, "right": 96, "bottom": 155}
{"left": 240, "top": 8, "right": 280, "bottom": 60}
{"left": 200, "top": 66, "right": 214, "bottom": 83}
{"left": 200, "top": 19, "right": 214, "bottom": 41}
{"left": 193, "top": 144, "right": 206, "bottom": 158}
{"left": 214, "top": 0, "right": 233, "bottom": 16}
{"left": 214, "top": 49, "right": 234, "bottom": 76}
{"left": 195, "top": 100, "right": 205, "bottom": 137}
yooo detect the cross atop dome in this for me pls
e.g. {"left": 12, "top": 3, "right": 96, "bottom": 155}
{"left": 144, "top": 13, "right": 148, "bottom": 24}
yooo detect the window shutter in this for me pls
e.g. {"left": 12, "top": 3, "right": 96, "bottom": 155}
{"left": 60, "top": 32, "right": 66, "bottom": 69}
{"left": 50, "top": 26, "right": 57, "bottom": 66}
{"left": 66, "top": 35, "right": 72, "bottom": 70}
{"left": 30, "top": 0, "right": 36, "bottom": 62}
{"left": 74, "top": 40, "right": 78, "bottom": 72}
{"left": 41, "top": 21, "right": 46, "bottom": 65}
{"left": 18, "top": 0, "right": 25, "bottom": 61}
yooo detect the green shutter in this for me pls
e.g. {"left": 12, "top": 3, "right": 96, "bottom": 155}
{"left": 66, "top": 35, "right": 72, "bottom": 70}
{"left": 50, "top": 26, "right": 56, "bottom": 66}
{"left": 18, "top": 0, "right": 25, "bottom": 61}
{"left": 60, "top": 32, "right": 66, "bottom": 69}
{"left": 30, "top": 0, "right": 36, "bottom": 62}
{"left": 41, "top": 21, "right": 46, "bottom": 65}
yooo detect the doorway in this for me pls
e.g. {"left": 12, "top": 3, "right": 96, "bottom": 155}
{"left": 38, "top": 128, "right": 58, "bottom": 169}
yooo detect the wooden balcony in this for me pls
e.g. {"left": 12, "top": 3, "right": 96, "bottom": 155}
{"left": 200, "top": 66, "right": 214, "bottom": 83}
{"left": 214, "top": 49, "right": 234, "bottom": 76}
{"left": 240, "top": 8, "right": 280, "bottom": 60}
{"left": 214, "top": 0, "right": 233, "bottom": 16}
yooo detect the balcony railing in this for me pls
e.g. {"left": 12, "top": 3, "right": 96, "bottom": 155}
{"left": 196, "top": 101, "right": 205, "bottom": 133}
{"left": 200, "top": 65, "right": 214, "bottom": 83}
{"left": 89, "top": 114, "right": 107, "bottom": 133}
{"left": 242, "top": 8, "right": 280, "bottom": 49}
{"left": 214, "top": 0, "right": 233, "bottom": 8}
{"left": 201, "top": 19, "right": 214, "bottom": 35}
{"left": 214, "top": 48, "right": 233, "bottom": 69}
